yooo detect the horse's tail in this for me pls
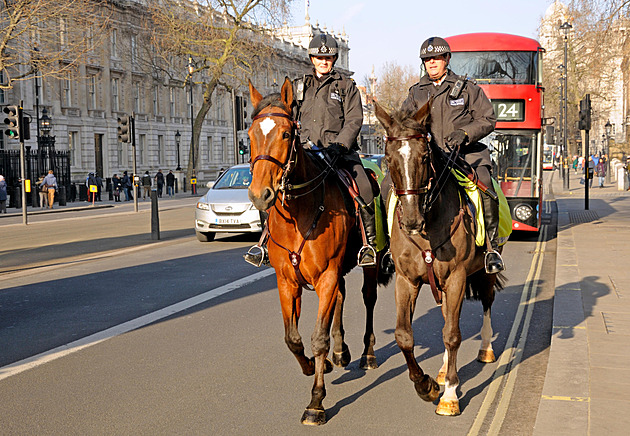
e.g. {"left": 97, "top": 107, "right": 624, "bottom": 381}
{"left": 465, "top": 270, "right": 507, "bottom": 300}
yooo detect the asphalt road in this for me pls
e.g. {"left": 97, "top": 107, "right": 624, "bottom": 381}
{"left": 0, "top": 186, "right": 557, "bottom": 435}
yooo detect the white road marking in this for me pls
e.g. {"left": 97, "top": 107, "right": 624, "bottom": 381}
{"left": 0, "top": 268, "right": 276, "bottom": 382}
{"left": 259, "top": 118, "right": 276, "bottom": 137}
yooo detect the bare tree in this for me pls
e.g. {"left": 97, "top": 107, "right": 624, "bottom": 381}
{"left": 375, "top": 62, "right": 418, "bottom": 111}
{"left": 143, "top": 0, "right": 292, "bottom": 178}
{"left": 0, "top": 0, "right": 111, "bottom": 89}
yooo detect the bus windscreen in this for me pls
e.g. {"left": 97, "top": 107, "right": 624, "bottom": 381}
{"left": 450, "top": 51, "right": 537, "bottom": 85}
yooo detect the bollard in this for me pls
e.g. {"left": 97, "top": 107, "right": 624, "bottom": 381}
{"left": 151, "top": 189, "right": 160, "bottom": 240}
{"left": 58, "top": 186, "right": 67, "bottom": 206}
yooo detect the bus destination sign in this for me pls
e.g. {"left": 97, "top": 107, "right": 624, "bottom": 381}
{"left": 491, "top": 100, "right": 525, "bottom": 122}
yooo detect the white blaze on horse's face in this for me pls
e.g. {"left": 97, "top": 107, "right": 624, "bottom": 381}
{"left": 259, "top": 118, "right": 276, "bottom": 139}
{"left": 398, "top": 141, "right": 413, "bottom": 189}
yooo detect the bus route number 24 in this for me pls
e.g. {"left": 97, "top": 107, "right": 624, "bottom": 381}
{"left": 492, "top": 100, "right": 524, "bottom": 122}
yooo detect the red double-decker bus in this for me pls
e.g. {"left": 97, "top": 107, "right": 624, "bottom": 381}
{"left": 446, "top": 33, "right": 545, "bottom": 232}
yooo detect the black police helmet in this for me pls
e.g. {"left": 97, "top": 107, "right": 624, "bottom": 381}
{"left": 420, "top": 37, "right": 451, "bottom": 60}
{"left": 308, "top": 33, "right": 338, "bottom": 57}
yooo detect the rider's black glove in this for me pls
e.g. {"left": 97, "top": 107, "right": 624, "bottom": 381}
{"left": 325, "top": 143, "right": 347, "bottom": 159}
{"left": 445, "top": 129, "right": 469, "bottom": 149}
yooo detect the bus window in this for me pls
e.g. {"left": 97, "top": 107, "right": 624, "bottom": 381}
{"left": 450, "top": 52, "right": 537, "bottom": 85}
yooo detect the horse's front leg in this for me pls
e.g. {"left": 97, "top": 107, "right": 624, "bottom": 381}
{"left": 360, "top": 265, "right": 378, "bottom": 369}
{"left": 278, "top": 279, "right": 314, "bottom": 376}
{"left": 331, "top": 277, "right": 351, "bottom": 367}
{"left": 436, "top": 273, "right": 466, "bottom": 416}
{"left": 301, "top": 271, "right": 339, "bottom": 426}
{"left": 394, "top": 275, "right": 440, "bottom": 402}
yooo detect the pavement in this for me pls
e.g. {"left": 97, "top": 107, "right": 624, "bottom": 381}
{"left": 534, "top": 168, "right": 630, "bottom": 435}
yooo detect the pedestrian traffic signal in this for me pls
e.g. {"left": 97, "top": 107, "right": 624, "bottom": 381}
{"left": 3, "top": 105, "right": 22, "bottom": 140}
{"left": 117, "top": 115, "right": 131, "bottom": 143}
{"left": 579, "top": 95, "right": 591, "bottom": 131}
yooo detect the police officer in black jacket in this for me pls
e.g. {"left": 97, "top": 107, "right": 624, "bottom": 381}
{"left": 245, "top": 34, "right": 377, "bottom": 268}
{"left": 390, "top": 36, "right": 504, "bottom": 273}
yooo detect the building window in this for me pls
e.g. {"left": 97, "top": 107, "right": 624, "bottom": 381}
{"left": 111, "top": 29, "right": 118, "bottom": 58}
{"left": 112, "top": 77, "right": 119, "bottom": 111}
{"left": 62, "top": 77, "right": 71, "bottom": 107}
{"left": 158, "top": 135, "right": 164, "bottom": 164}
{"left": 68, "top": 131, "right": 78, "bottom": 166}
{"left": 60, "top": 18, "right": 67, "bottom": 48}
{"left": 88, "top": 76, "right": 96, "bottom": 109}
{"left": 153, "top": 86, "right": 159, "bottom": 115}
{"left": 169, "top": 87, "right": 176, "bottom": 117}
{"left": 207, "top": 136, "right": 213, "bottom": 163}
{"left": 133, "top": 82, "right": 142, "bottom": 113}
{"left": 221, "top": 136, "right": 228, "bottom": 163}
{"left": 138, "top": 134, "right": 146, "bottom": 165}
{"left": 117, "top": 142, "right": 124, "bottom": 166}
{"left": 131, "top": 35, "right": 137, "bottom": 65}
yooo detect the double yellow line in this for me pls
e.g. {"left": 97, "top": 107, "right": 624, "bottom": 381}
{"left": 468, "top": 202, "right": 550, "bottom": 436}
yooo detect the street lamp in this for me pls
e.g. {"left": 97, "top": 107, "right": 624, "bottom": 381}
{"left": 175, "top": 130, "right": 181, "bottom": 171}
{"left": 188, "top": 56, "right": 195, "bottom": 174}
{"left": 560, "top": 21, "right": 572, "bottom": 191}
{"left": 605, "top": 119, "right": 612, "bottom": 183}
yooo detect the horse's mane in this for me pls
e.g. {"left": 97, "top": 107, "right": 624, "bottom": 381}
{"left": 251, "top": 93, "right": 293, "bottom": 119}
{"left": 389, "top": 108, "right": 430, "bottom": 136}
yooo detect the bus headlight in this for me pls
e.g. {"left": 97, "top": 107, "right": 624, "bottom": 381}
{"left": 514, "top": 204, "right": 533, "bottom": 221}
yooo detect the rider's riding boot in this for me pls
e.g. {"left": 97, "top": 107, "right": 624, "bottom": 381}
{"left": 358, "top": 201, "right": 378, "bottom": 267}
{"left": 380, "top": 192, "right": 395, "bottom": 273}
{"left": 481, "top": 192, "right": 505, "bottom": 274}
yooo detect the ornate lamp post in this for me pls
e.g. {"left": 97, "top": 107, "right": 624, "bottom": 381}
{"left": 605, "top": 119, "right": 612, "bottom": 183}
{"left": 175, "top": 130, "right": 181, "bottom": 171}
{"left": 39, "top": 108, "right": 54, "bottom": 171}
{"left": 560, "top": 21, "right": 572, "bottom": 190}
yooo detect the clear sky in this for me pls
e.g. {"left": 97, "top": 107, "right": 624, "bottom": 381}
{"left": 287, "top": 0, "right": 556, "bottom": 83}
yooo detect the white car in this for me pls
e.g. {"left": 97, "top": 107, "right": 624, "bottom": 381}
{"left": 194, "top": 164, "right": 262, "bottom": 242}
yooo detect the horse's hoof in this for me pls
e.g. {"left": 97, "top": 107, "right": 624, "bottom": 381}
{"left": 435, "top": 398, "right": 460, "bottom": 416}
{"left": 301, "top": 408, "right": 326, "bottom": 426}
{"left": 359, "top": 354, "right": 379, "bottom": 370}
{"left": 324, "top": 358, "right": 333, "bottom": 374}
{"left": 332, "top": 347, "right": 351, "bottom": 367}
{"left": 477, "top": 349, "right": 496, "bottom": 363}
{"left": 416, "top": 375, "right": 440, "bottom": 402}
{"left": 436, "top": 370, "right": 446, "bottom": 386}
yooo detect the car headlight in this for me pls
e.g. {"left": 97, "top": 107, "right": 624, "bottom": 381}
{"left": 514, "top": 204, "right": 533, "bottom": 221}
{"left": 196, "top": 202, "right": 210, "bottom": 211}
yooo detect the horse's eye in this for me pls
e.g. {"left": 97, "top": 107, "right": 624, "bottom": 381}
{"left": 282, "top": 131, "right": 291, "bottom": 140}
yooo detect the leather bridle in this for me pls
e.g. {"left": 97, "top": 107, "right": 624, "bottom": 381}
{"left": 385, "top": 133, "right": 434, "bottom": 202}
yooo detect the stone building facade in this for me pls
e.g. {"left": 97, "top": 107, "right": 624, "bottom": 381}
{"left": 1, "top": 1, "right": 353, "bottom": 184}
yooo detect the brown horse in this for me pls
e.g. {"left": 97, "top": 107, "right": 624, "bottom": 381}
{"left": 374, "top": 101, "right": 505, "bottom": 416}
{"left": 247, "top": 78, "right": 391, "bottom": 425}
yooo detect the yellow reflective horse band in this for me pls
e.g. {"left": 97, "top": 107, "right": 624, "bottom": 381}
{"left": 451, "top": 169, "right": 486, "bottom": 246}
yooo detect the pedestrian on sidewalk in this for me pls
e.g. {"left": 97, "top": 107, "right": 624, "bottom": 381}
{"left": 154, "top": 169, "right": 164, "bottom": 198}
{"left": 583, "top": 156, "right": 595, "bottom": 188}
{"left": 86, "top": 172, "right": 97, "bottom": 203}
{"left": 36, "top": 174, "right": 48, "bottom": 208}
{"left": 122, "top": 171, "right": 132, "bottom": 201}
{"left": 42, "top": 169, "right": 57, "bottom": 209}
{"left": 596, "top": 157, "right": 606, "bottom": 188}
{"left": 141, "top": 171, "right": 152, "bottom": 200}
{"left": 112, "top": 174, "right": 122, "bottom": 202}
{"left": 572, "top": 156, "right": 579, "bottom": 174}
{"left": 95, "top": 173, "right": 103, "bottom": 201}
{"left": 166, "top": 170, "right": 175, "bottom": 197}
{"left": 0, "top": 175, "right": 7, "bottom": 213}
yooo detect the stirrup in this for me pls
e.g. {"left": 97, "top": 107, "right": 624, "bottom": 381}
{"left": 244, "top": 245, "right": 269, "bottom": 267}
{"left": 381, "top": 250, "right": 395, "bottom": 273}
{"left": 484, "top": 250, "right": 505, "bottom": 274}
{"left": 357, "top": 245, "right": 377, "bottom": 267}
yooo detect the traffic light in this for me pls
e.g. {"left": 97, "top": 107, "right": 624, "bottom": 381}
{"left": 238, "top": 140, "right": 248, "bottom": 156}
{"left": 117, "top": 115, "right": 131, "bottom": 143}
{"left": 242, "top": 98, "right": 248, "bottom": 130}
{"left": 235, "top": 96, "right": 248, "bottom": 131}
{"left": 3, "top": 105, "right": 22, "bottom": 140}
{"left": 578, "top": 94, "right": 591, "bottom": 131}
{"left": 22, "top": 115, "right": 31, "bottom": 140}
{"left": 545, "top": 126, "right": 555, "bottom": 145}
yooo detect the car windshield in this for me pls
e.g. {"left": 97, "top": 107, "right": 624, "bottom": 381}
{"left": 213, "top": 167, "right": 252, "bottom": 189}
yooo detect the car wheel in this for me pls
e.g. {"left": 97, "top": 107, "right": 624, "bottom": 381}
{"left": 196, "top": 231, "right": 215, "bottom": 242}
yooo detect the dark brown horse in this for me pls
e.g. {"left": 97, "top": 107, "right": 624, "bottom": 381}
{"left": 247, "top": 78, "right": 391, "bottom": 425}
{"left": 374, "top": 101, "right": 505, "bottom": 416}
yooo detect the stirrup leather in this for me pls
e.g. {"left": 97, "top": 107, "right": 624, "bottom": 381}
{"left": 484, "top": 249, "right": 505, "bottom": 274}
{"left": 244, "top": 245, "right": 268, "bottom": 267}
{"left": 357, "top": 245, "right": 377, "bottom": 267}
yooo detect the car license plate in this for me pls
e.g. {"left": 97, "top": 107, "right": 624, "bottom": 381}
{"left": 216, "top": 218, "right": 240, "bottom": 224}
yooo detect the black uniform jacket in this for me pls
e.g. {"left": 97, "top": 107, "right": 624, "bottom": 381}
{"left": 295, "top": 69, "right": 363, "bottom": 161}
{"left": 400, "top": 70, "right": 496, "bottom": 166}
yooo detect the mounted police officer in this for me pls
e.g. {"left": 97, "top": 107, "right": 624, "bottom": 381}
{"left": 386, "top": 36, "right": 504, "bottom": 273}
{"left": 245, "top": 33, "right": 378, "bottom": 267}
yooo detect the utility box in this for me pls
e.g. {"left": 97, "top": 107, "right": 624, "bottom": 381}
{"left": 617, "top": 166, "right": 629, "bottom": 191}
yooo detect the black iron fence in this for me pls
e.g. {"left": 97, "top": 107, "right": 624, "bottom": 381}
{"left": 0, "top": 148, "right": 71, "bottom": 208}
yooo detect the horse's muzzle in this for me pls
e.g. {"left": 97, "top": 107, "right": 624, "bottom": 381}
{"left": 248, "top": 186, "right": 277, "bottom": 211}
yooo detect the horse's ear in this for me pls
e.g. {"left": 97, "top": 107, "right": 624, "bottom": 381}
{"left": 374, "top": 101, "right": 393, "bottom": 132}
{"left": 249, "top": 80, "right": 263, "bottom": 108}
{"left": 280, "top": 76, "right": 293, "bottom": 110}
{"left": 413, "top": 97, "right": 432, "bottom": 127}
